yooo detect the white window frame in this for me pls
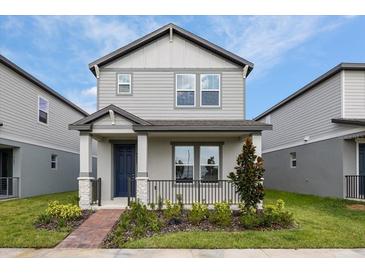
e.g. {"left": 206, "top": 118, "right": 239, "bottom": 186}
{"left": 200, "top": 74, "right": 221, "bottom": 107}
{"left": 175, "top": 74, "right": 196, "bottom": 107}
{"left": 290, "top": 152, "right": 297, "bottom": 168}
{"left": 174, "top": 145, "right": 194, "bottom": 182}
{"left": 117, "top": 73, "right": 132, "bottom": 94}
{"left": 51, "top": 154, "right": 58, "bottom": 170}
{"left": 199, "top": 146, "right": 220, "bottom": 181}
{"left": 38, "top": 96, "right": 49, "bottom": 125}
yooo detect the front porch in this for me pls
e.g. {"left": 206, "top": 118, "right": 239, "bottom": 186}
{"left": 82, "top": 132, "right": 263, "bottom": 209}
{"left": 69, "top": 105, "right": 270, "bottom": 209}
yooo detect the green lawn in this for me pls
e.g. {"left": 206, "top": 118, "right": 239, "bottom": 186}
{"left": 123, "top": 190, "right": 365, "bottom": 248}
{"left": 0, "top": 191, "right": 77, "bottom": 248}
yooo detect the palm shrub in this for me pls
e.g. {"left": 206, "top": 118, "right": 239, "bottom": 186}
{"left": 228, "top": 136, "right": 265, "bottom": 211}
{"left": 164, "top": 200, "right": 182, "bottom": 223}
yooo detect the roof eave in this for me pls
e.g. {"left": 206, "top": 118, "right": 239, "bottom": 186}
{"left": 133, "top": 125, "right": 272, "bottom": 132}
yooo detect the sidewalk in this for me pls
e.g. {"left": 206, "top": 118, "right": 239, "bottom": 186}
{"left": 1, "top": 248, "right": 365, "bottom": 258}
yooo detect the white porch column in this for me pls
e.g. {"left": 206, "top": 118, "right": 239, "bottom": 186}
{"left": 136, "top": 133, "right": 148, "bottom": 204}
{"left": 78, "top": 132, "right": 94, "bottom": 209}
{"left": 252, "top": 134, "right": 264, "bottom": 210}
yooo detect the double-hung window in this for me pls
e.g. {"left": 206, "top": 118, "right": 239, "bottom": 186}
{"left": 200, "top": 74, "right": 220, "bottom": 107}
{"left": 38, "top": 96, "right": 49, "bottom": 124}
{"left": 174, "top": 146, "right": 194, "bottom": 182}
{"left": 200, "top": 146, "right": 219, "bottom": 181}
{"left": 176, "top": 74, "right": 196, "bottom": 107}
{"left": 117, "top": 74, "right": 132, "bottom": 94}
{"left": 51, "top": 154, "right": 58, "bottom": 169}
{"left": 290, "top": 152, "right": 297, "bottom": 168}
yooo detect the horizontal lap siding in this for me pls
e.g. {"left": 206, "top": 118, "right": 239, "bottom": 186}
{"left": 261, "top": 73, "right": 342, "bottom": 151}
{"left": 0, "top": 63, "right": 84, "bottom": 152}
{"left": 98, "top": 70, "right": 245, "bottom": 119}
{"left": 344, "top": 70, "right": 365, "bottom": 119}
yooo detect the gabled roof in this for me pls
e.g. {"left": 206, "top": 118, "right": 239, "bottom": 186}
{"left": 69, "top": 104, "right": 271, "bottom": 132}
{"left": 69, "top": 104, "right": 151, "bottom": 130}
{"left": 254, "top": 63, "right": 365, "bottom": 121}
{"left": 0, "top": 54, "right": 88, "bottom": 116}
{"left": 89, "top": 23, "right": 254, "bottom": 76}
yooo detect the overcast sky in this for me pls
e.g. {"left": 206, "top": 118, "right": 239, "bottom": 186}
{"left": 1, "top": 16, "right": 364, "bottom": 118}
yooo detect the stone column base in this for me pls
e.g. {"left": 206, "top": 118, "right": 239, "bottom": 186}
{"left": 136, "top": 177, "right": 148, "bottom": 205}
{"left": 78, "top": 177, "right": 94, "bottom": 209}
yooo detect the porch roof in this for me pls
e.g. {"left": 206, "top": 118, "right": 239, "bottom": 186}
{"left": 69, "top": 104, "right": 272, "bottom": 132}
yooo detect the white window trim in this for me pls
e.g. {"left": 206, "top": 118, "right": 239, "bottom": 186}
{"left": 174, "top": 146, "right": 194, "bottom": 181}
{"left": 199, "top": 146, "right": 220, "bottom": 181}
{"left": 51, "top": 154, "right": 58, "bottom": 170}
{"left": 175, "top": 74, "right": 196, "bottom": 107}
{"left": 38, "top": 96, "right": 49, "bottom": 125}
{"left": 200, "top": 74, "right": 221, "bottom": 107}
{"left": 117, "top": 73, "right": 132, "bottom": 94}
{"left": 290, "top": 152, "right": 297, "bottom": 168}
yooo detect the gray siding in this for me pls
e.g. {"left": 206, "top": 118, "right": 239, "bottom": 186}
{"left": 261, "top": 73, "right": 342, "bottom": 151}
{"left": 0, "top": 138, "right": 86, "bottom": 197}
{"left": 263, "top": 138, "right": 350, "bottom": 198}
{"left": 0, "top": 63, "right": 84, "bottom": 152}
{"left": 98, "top": 70, "right": 245, "bottom": 119}
{"left": 344, "top": 70, "right": 365, "bottom": 119}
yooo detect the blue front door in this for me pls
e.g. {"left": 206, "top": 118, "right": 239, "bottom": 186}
{"left": 114, "top": 144, "right": 136, "bottom": 197}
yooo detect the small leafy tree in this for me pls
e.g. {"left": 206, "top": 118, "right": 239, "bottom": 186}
{"left": 228, "top": 136, "right": 265, "bottom": 210}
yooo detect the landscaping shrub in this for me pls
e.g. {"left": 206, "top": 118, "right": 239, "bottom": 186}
{"left": 176, "top": 194, "right": 184, "bottom": 210}
{"left": 157, "top": 196, "right": 163, "bottom": 211}
{"left": 262, "top": 199, "right": 295, "bottom": 228}
{"left": 164, "top": 200, "right": 182, "bottom": 223}
{"left": 107, "top": 201, "right": 161, "bottom": 245}
{"left": 45, "top": 201, "right": 82, "bottom": 221}
{"left": 34, "top": 200, "right": 85, "bottom": 230}
{"left": 209, "top": 202, "right": 232, "bottom": 227}
{"left": 188, "top": 202, "right": 208, "bottom": 224}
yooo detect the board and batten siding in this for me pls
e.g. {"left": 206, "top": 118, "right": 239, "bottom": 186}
{"left": 343, "top": 70, "right": 365, "bottom": 119}
{"left": 104, "top": 34, "right": 241, "bottom": 69}
{"left": 98, "top": 69, "right": 245, "bottom": 119}
{"left": 0, "top": 63, "right": 85, "bottom": 152}
{"left": 260, "top": 72, "right": 343, "bottom": 151}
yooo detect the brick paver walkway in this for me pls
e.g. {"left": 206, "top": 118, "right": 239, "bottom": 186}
{"left": 57, "top": 209, "right": 123, "bottom": 248}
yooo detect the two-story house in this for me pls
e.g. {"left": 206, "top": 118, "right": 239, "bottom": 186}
{"left": 0, "top": 54, "right": 90, "bottom": 199}
{"left": 255, "top": 63, "right": 365, "bottom": 200}
{"left": 70, "top": 23, "right": 271, "bottom": 209}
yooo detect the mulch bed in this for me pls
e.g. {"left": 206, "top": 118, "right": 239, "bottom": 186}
{"left": 35, "top": 210, "right": 94, "bottom": 231}
{"left": 103, "top": 209, "right": 289, "bottom": 248}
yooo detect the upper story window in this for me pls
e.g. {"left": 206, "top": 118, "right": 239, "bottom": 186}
{"left": 200, "top": 74, "right": 220, "bottom": 107}
{"left": 38, "top": 96, "right": 49, "bottom": 124}
{"left": 117, "top": 74, "right": 132, "bottom": 94}
{"left": 176, "top": 74, "right": 196, "bottom": 107}
{"left": 290, "top": 152, "right": 297, "bottom": 168}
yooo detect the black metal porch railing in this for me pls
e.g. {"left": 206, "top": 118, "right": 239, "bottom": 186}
{"left": 345, "top": 175, "right": 365, "bottom": 200}
{"left": 147, "top": 180, "right": 240, "bottom": 205}
{"left": 0, "top": 177, "right": 19, "bottom": 199}
{"left": 91, "top": 178, "right": 102, "bottom": 206}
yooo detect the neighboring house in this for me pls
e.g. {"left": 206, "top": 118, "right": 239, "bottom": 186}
{"left": 70, "top": 23, "right": 271, "bottom": 209}
{"left": 0, "top": 54, "right": 89, "bottom": 199}
{"left": 255, "top": 63, "right": 365, "bottom": 200}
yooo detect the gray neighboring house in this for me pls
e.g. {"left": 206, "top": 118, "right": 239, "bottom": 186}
{"left": 0, "top": 54, "right": 89, "bottom": 199}
{"left": 70, "top": 23, "right": 271, "bottom": 209}
{"left": 255, "top": 63, "right": 365, "bottom": 200}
